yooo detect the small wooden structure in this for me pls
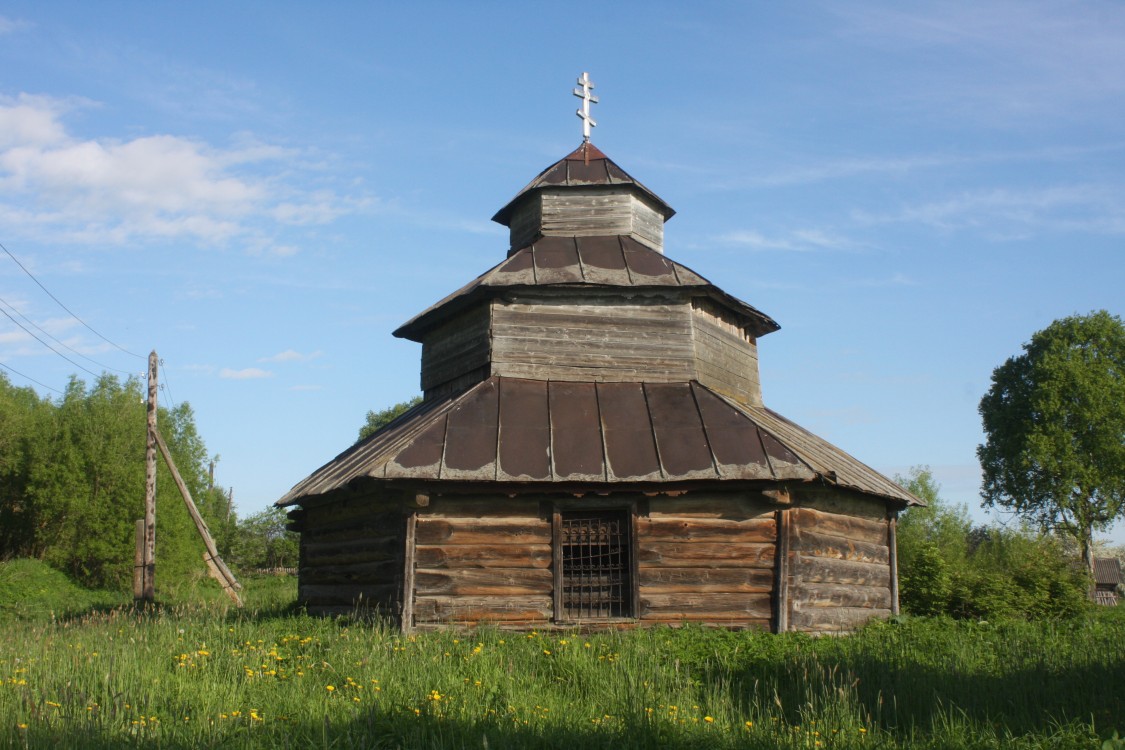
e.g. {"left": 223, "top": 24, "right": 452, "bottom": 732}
{"left": 278, "top": 141, "right": 920, "bottom": 632}
{"left": 1094, "top": 557, "right": 1123, "bottom": 606}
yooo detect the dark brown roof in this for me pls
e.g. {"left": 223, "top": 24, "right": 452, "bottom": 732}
{"left": 393, "top": 235, "right": 780, "bottom": 341}
{"left": 1095, "top": 557, "right": 1124, "bottom": 586}
{"left": 277, "top": 377, "right": 920, "bottom": 507}
{"left": 492, "top": 142, "right": 675, "bottom": 226}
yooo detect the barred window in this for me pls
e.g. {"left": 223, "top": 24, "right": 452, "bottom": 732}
{"left": 558, "top": 510, "right": 633, "bottom": 620}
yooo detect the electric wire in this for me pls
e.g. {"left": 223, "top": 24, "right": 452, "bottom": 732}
{"left": 0, "top": 360, "right": 64, "bottom": 394}
{"left": 0, "top": 305, "right": 101, "bottom": 379}
{"left": 159, "top": 359, "right": 177, "bottom": 411}
{"left": 0, "top": 293, "right": 135, "bottom": 376}
{"left": 0, "top": 240, "right": 144, "bottom": 359}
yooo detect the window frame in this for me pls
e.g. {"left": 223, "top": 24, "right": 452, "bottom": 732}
{"left": 551, "top": 498, "right": 639, "bottom": 624}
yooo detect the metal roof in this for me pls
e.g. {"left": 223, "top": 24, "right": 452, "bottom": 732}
{"left": 491, "top": 142, "right": 675, "bottom": 226}
{"left": 277, "top": 377, "right": 920, "bottom": 507}
{"left": 393, "top": 235, "right": 780, "bottom": 341}
{"left": 1095, "top": 557, "right": 1124, "bottom": 586}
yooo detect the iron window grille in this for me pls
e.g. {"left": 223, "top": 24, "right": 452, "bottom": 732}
{"left": 558, "top": 509, "right": 633, "bottom": 620}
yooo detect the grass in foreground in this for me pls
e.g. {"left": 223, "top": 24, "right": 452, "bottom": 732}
{"left": 0, "top": 564, "right": 1122, "bottom": 749}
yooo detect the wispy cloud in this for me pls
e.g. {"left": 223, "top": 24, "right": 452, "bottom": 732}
{"left": 853, "top": 184, "right": 1125, "bottom": 237}
{"left": 0, "top": 15, "right": 30, "bottom": 35}
{"left": 219, "top": 367, "right": 272, "bottom": 380}
{"left": 0, "top": 94, "right": 370, "bottom": 252}
{"left": 258, "top": 349, "right": 323, "bottom": 363}
{"left": 716, "top": 228, "right": 861, "bottom": 252}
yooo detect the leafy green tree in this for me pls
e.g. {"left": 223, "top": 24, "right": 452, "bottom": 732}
{"left": 357, "top": 396, "right": 422, "bottom": 442}
{"left": 977, "top": 310, "right": 1125, "bottom": 580}
{"left": 230, "top": 507, "right": 299, "bottom": 571}
{"left": 895, "top": 467, "right": 971, "bottom": 616}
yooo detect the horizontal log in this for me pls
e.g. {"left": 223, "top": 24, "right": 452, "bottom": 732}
{"left": 302, "top": 537, "right": 401, "bottom": 564}
{"left": 421, "top": 497, "right": 545, "bottom": 518}
{"left": 413, "top": 595, "right": 553, "bottom": 623}
{"left": 638, "top": 566, "right": 774, "bottom": 589}
{"left": 415, "top": 544, "right": 552, "bottom": 569}
{"left": 792, "top": 529, "right": 888, "bottom": 565}
{"left": 415, "top": 519, "right": 550, "bottom": 546}
{"left": 303, "top": 522, "right": 401, "bottom": 543}
{"left": 793, "top": 556, "right": 890, "bottom": 587}
{"left": 637, "top": 517, "right": 775, "bottom": 543}
{"left": 647, "top": 495, "right": 773, "bottom": 519}
{"left": 414, "top": 568, "right": 552, "bottom": 597}
{"left": 298, "top": 560, "right": 401, "bottom": 585}
{"left": 638, "top": 542, "right": 775, "bottom": 567}
{"left": 304, "top": 499, "right": 398, "bottom": 526}
{"left": 793, "top": 489, "right": 888, "bottom": 521}
{"left": 790, "top": 508, "right": 888, "bottom": 546}
{"left": 640, "top": 592, "right": 772, "bottom": 618}
{"left": 790, "top": 607, "right": 891, "bottom": 633}
{"left": 792, "top": 582, "right": 892, "bottom": 610}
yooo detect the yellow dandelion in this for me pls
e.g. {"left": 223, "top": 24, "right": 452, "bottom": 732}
{"left": 325, "top": 685, "right": 336, "bottom": 692}
{"left": 704, "top": 716, "right": 714, "bottom": 723}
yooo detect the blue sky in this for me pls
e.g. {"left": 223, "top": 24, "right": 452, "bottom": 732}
{"left": 1, "top": 2, "right": 1123, "bottom": 543}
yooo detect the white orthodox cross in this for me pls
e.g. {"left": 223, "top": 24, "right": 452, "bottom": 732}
{"left": 573, "top": 72, "right": 598, "bottom": 142}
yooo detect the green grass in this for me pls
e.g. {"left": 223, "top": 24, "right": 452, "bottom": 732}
{"left": 0, "top": 560, "right": 1122, "bottom": 749}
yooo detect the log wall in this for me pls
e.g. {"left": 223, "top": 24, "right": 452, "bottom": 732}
{"left": 420, "top": 304, "right": 491, "bottom": 397}
{"left": 636, "top": 494, "right": 775, "bottom": 628}
{"left": 507, "top": 188, "right": 665, "bottom": 252}
{"left": 411, "top": 497, "right": 553, "bottom": 629}
{"left": 490, "top": 297, "right": 696, "bottom": 384}
{"left": 691, "top": 299, "right": 762, "bottom": 406}
{"left": 297, "top": 493, "right": 404, "bottom": 617}
{"left": 786, "top": 489, "right": 893, "bottom": 633}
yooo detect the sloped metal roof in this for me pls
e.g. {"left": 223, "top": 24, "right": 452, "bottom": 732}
{"left": 393, "top": 235, "right": 779, "bottom": 341}
{"left": 1095, "top": 557, "right": 1124, "bottom": 586}
{"left": 492, "top": 141, "right": 675, "bottom": 226}
{"left": 277, "top": 377, "right": 919, "bottom": 507}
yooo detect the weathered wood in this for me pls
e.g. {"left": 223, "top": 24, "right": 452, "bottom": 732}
{"left": 792, "top": 556, "right": 890, "bottom": 587}
{"left": 792, "top": 488, "right": 889, "bottom": 521}
{"left": 793, "top": 582, "right": 892, "bottom": 610}
{"left": 641, "top": 592, "right": 772, "bottom": 618}
{"left": 300, "top": 584, "right": 399, "bottom": 607}
{"left": 888, "top": 513, "right": 900, "bottom": 616}
{"left": 691, "top": 301, "right": 762, "bottom": 406}
{"left": 141, "top": 351, "right": 157, "bottom": 603}
{"left": 638, "top": 542, "right": 775, "bottom": 567}
{"left": 415, "top": 568, "right": 552, "bottom": 597}
{"left": 639, "top": 568, "right": 774, "bottom": 594}
{"left": 789, "top": 507, "right": 889, "bottom": 546}
{"left": 133, "top": 519, "right": 144, "bottom": 600}
{"left": 153, "top": 429, "right": 242, "bottom": 606}
{"left": 537, "top": 188, "right": 665, "bottom": 251}
{"left": 299, "top": 559, "right": 402, "bottom": 584}
{"left": 414, "top": 518, "right": 550, "bottom": 545}
{"left": 421, "top": 305, "right": 491, "bottom": 393}
{"left": 792, "top": 529, "right": 889, "bottom": 565}
{"left": 775, "top": 508, "right": 791, "bottom": 633}
{"left": 301, "top": 517, "right": 404, "bottom": 540}
{"left": 302, "top": 537, "right": 401, "bottom": 565}
{"left": 790, "top": 607, "right": 891, "bottom": 632}
{"left": 402, "top": 513, "right": 416, "bottom": 633}
{"left": 646, "top": 494, "right": 774, "bottom": 519}
{"left": 414, "top": 595, "right": 553, "bottom": 623}
{"left": 415, "top": 544, "right": 552, "bottom": 569}
{"left": 636, "top": 517, "right": 776, "bottom": 543}
{"left": 420, "top": 496, "right": 544, "bottom": 518}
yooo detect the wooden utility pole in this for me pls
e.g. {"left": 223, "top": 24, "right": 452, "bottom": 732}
{"left": 140, "top": 350, "right": 158, "bottom": 603}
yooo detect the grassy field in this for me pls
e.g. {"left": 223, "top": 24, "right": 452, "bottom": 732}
{"left": 0, "top": 561, "right": 1122, "bottom": 749}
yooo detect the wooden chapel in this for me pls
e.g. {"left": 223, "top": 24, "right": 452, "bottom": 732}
{"left": 278, "top": 77, "right": 920, "bottom": 633}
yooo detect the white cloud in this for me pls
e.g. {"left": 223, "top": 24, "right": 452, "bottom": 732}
{"left": 716, "top": 228, "right": 859, "bottom": 252}
{"left": 0, "top": 94, "right": 367, "bottom": 251}
{"left": 219, "top": 367, "right": 272, "bottom": 380}
{"left": 0, "top": 16, "right": 31, "bottom": 35}
{"left": 258, "top": 349, "right": 322, "bottom": 363}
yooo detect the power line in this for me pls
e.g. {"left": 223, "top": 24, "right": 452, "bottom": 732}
{"left": 0, "top": 360, "right": 64, "bottom": 395}
{"left": 0, "top": 240, "right": 144, "bottom": 360}
{"left": 0, "top": 293, "right": 135, "bottom": 376}
{"left": 159, "top": 358, "right": 177, "bottom": 411}
{"left": 0, "top": 304, "right": 102, "bottom": 379}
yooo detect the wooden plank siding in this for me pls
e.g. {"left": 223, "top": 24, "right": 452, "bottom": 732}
{"left": 506, "top": 188, "right": 665, "bottom": 253}
{"left": 490, "top": 298, "right": 697, "bottom": 383}
{"left": 412, "top": 497, "right": 553, "bottom": 628}
{"left": 786, "top": 498, "right": 893, "bottom": 632}
{"left": 637, "top": 494, "right": 776, "bottom": 628}
{"left": 691, "top": 299, "right": 762, "bottom": 406}
{"left": 297, "top": 494, "right": 403, "bottom": 614}
{"left": 420, "top": 304, "right": 491, "bottom": 396}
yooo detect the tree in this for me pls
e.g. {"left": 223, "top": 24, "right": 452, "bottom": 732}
{"left": 230, "top": 507, "right": 298, "bottom": 571}
{"left": 357, "top": 396, "right": 422, "bottom": 442}
{"left": 977, "top": 310, "right": 1125, "bottom": 581}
